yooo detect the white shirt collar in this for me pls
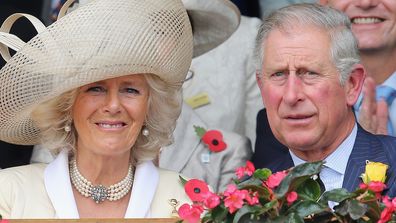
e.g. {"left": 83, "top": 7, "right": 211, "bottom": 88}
{"left": 44, "top": 150, "right": 159, "bottom": 218}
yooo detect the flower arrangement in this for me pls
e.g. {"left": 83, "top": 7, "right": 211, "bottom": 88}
{"left": 178, "top": 160, "right": 396, "bottom": 223}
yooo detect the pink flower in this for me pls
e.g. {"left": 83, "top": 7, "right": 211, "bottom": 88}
{"left": 359, "top": 183, "right": 368, "bottom": 190}
{"left": 244, "top": 191, "right": 259, "bottom": 206}
{"left": 367, "top": 181, "right": 387, "bottom": 193}
{"left": 224, "top": 184, "right": 246, "bottom": 214}
{"left": 178, "top": 203, "right": 204, "bottom": 223}
{"left": 202, "top": 191, "right": 221, "bottom": 209}
{"left": 0, "top": 220, "right": 9, "bottom": 223}
{"left": 378, "top": 207, "right": 394, "bottom": 223}
{"left": 235, "top": 161, "right": 256, "bottom": 179}
{"left": 185, "top": 179, "right": 210, "bottom": 202}
{"left": 287, "top": 191, "right": 298, "bottom": 205}
{"left": 235, "top": 167, "right": 245, "bottom": 179}
{"left": 266, "top": 170, "right": 288, "bottom": 189}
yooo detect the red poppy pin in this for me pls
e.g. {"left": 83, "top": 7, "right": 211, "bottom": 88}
{"left": 194, "top": 126, "right": 227, "bottom": 153}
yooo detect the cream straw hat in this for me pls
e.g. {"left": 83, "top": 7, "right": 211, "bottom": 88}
{"left": 183, "top": 0, "right": 240, "bottom": 57}
{"left": 0, "top": 0, "right": 193, "bottom": 145}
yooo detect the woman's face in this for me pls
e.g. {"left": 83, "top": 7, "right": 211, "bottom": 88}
{"left": 72, "top": 74, "right": 149, "bottom": 157}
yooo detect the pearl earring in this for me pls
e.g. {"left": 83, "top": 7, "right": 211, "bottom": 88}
{"left": 64, "top": 124, "right": 71, "bottom": 132}
{"left": 142, "top": 127, "right": 149, "bottom": 137}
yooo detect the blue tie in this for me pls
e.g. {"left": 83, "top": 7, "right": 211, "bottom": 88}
{"left": 376, "top": 85, "right": 396, "bottom": 135}
{"left": 354, "top": 85, "right": 396, "bottom": 135}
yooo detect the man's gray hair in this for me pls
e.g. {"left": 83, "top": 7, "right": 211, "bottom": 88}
{"left": 254, "top": 3, "right": 360, "bottom": 84}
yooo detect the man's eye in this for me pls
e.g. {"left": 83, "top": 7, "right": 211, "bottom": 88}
{"left": 273, "top": 72, "right": 285, "bottom": 77}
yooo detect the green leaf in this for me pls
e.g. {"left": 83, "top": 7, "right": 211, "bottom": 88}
{"left": 211, "top": 204, "right": 229, "bottom": 222}
{"left": 233, "top": 205, "right": 263, "bottom": 223}
{"left": 296, "top": 178, "right": 321, "bottom": 201}
{"left": 179, "top": 175, "right": 188, "bottom": 186}
{"left": 275, "top": 161, "right": 324, "bottom": 198}
{"left": 257, "top": 200, "right": 278, "bottom": 216}
{"left": 347, "top": 199, "right": 368, "bottom": 220}
{"left": 254, "top": 168, "right": 272, "bottom": 181}
{"left": 287, "top": 200, "right": 328, "bottom": 218}
{"left": 319, "top": 188, "right": 353, "bottom": 205}
{"left": 238, "top": 178, "right": 265, "bottom": 188}
{"left": 193, "top": 125, "right": 207, "bottom": 138}
{"left": 285, "top": 212, "right": 304, "bottom": 223}
{"left": 239, "top": 184, "right": 272, "bottom": 201}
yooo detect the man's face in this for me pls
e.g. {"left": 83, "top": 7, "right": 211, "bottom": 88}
{"left": 322, "top": 0, "right": 396, "bottom": 52}
{"left": 257, "top": 26, "right": 360, "bottom": 160}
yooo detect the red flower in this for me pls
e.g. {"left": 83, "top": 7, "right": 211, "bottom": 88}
{"left": 235, "top": 161, "right": 256, "bottom": 180}
{"left": 287, "top": 191, "right": 298, "bottom": 205}
{"left": 266, "top": 170, "right": 287, "bottom": 189}
{"left": 178, "top": 203, "right": 204, "bottom": 223}
{"left": 202, "top": 130, "right": 227, "bottom": 152}
{"left": 185, "top": 179, "right": 210, "bottom": 202}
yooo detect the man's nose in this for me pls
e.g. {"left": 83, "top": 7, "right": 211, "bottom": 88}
{"left": 283, "top": 74, "right": 303, "bottom": 105}
{"left": 355, "top": 0, "right": 379, "bottom": 9}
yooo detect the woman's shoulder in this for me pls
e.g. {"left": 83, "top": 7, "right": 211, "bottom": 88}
{"left": 150, "top": 168, "right": 191, "bottom": 217}
{"left": 0, "top": 163, "right": 47, "bottom": 181}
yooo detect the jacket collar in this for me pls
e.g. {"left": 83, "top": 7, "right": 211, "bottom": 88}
{"left": 159, "top": 103, "right": 204, "bottom": 171}
{"left": 44, "top": 150, "right": 159, "bottom": 218}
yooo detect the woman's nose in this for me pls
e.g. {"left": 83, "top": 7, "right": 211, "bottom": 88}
{"left": 103, "top": 90, "right": 121, "bottom": 114}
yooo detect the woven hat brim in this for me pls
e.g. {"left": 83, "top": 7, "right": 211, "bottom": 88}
{"left": 184, "top": 0, "right": 241, "bottom": 57}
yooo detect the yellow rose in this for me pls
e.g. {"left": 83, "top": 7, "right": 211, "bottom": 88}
{"left": 361, "top": 161, "right": 388, "bottom": 184}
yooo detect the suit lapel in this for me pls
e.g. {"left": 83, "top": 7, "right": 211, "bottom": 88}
{"left": 343, "top": 126, "right": 395, "bottom": 193}
{"left": 159, "top": 104, "right": 205, "bottom": 172}
{"left": 266, "top": 152, "right": 294, "bottom": 173}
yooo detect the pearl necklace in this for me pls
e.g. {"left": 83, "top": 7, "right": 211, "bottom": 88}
{"left": 69, "top": 158, "right": 134, "bottom": 203}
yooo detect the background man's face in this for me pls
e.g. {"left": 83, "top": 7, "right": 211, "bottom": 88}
{"left": 322, "top": 0, "right": 396, "bottom": 52}
{"left": 258, "top": 26, "right": 357, "bottom": 157}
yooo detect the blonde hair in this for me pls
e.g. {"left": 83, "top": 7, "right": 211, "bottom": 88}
{"left": 31, "top": 73, "right": 182, "bottom": 164}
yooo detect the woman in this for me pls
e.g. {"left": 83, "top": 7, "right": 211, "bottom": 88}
{"left": 0, "top": 0, "right": 193, "bottom": 218}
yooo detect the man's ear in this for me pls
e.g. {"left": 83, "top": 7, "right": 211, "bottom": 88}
{"left": 345, "top": 64, "right": 365, "bottom": 106}
{"left": 318, "top": 0, "right": 328, "bottom": 5}
{"left": 256, "top": 71, "right": 263, "bottom": 89}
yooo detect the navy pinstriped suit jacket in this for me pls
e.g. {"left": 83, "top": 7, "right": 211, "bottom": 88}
{"left": 252, "top": 108, "right": 396, "bottom": 197}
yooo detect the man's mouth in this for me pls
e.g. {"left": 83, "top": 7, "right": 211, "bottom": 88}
{"left": 351, "top": 17, "right": 383, "bottom": 24}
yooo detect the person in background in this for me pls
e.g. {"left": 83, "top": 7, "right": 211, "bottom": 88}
{"left": 160, "top": 0, "right": 255, "bottom": 193}
{"left": 258, "top": 0, "right": 316, "bottom": 18}
{"left": 0, "top": 0, "right": 194, "bottom": 218}
{"left": 0, "top": 0, "right": 44, "bottom": 169}
{"left": 319, "top": 0, "right": 396, "bottom": 136}
{"left": 254, "top": 4, "right": 396, "bottom": 195}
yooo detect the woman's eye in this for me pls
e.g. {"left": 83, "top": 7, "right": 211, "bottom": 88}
{"left": 86, "top": 86, "right": 105, "bottom": 92}
{"left": 123, "top": 88, "right": 140, "bottom": 94}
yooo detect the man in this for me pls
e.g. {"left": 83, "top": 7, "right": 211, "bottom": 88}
{"left": 253, "top": 4, "right": 396, "bottom": 195}
{"left": 319, "top": 0, "right": 396, "bottom": 136}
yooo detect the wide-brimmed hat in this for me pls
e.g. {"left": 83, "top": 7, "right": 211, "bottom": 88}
{"left": 57, "top": 0, "right": 240, "bottom": 57}
{"left": 0, "top": 0, "right": 194, "bottom": 145}
{"left": 183, "top": 0, "right": 240, "bottom": 57}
